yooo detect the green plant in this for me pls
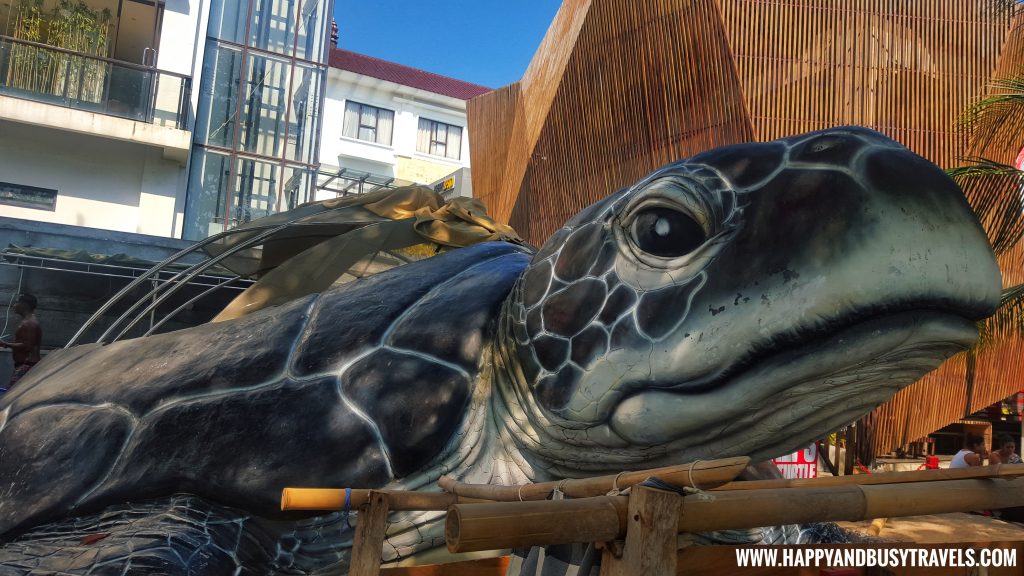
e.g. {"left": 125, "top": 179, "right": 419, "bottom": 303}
{"left": 5, "top": 0, "right": 45, "bottom": 92}
{"left": 4, "top": 0, "right": 112, "bottom": 102}
{"left": 47, "top": 1, "right": 112, "bottom": 102}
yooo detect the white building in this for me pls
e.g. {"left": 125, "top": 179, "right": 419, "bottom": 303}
{"left": 0, "top": 0, "right": 205, "bottom": 238}
{"left": 0, "top": 2, "right": 489, "bottom": 242}
{"left": 0, "top": 0, "right": 334, "bottom": 346}
{"left": 0, "top": 0, "right": 334, "bottom": 241}
{"left": 316, "top": 49, "right": 489, "bottom": 199}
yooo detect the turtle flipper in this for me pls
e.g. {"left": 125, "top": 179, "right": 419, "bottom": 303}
{"left": 0, "top": 495, "right": 314, "bottom": 575}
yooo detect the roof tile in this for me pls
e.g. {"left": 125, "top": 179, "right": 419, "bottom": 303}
{"left": 329, "top": 49, "right": 492, "bottom": 101}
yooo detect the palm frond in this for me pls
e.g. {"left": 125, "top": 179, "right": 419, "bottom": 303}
{"left": 949, "top": 157, "right": 1024, "bottom": 255}
{"left": 948, "top": 156, "right": 1023, "bottom": 178}
{"left": 960, "top": 76, "right": 1024, "bottom": 151}
{"left": 987, "top": 0, "right": 1024, "bottom": 16}
{"left": 976, "top": 282, "right": 1024, "bottom": 351}
{"left": 982, "top": 0, "right": 1024, "bottom": 22}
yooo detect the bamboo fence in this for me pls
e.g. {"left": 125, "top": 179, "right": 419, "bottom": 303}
{"left": 281, "top": 461, "right": 1024, "bottom": 576}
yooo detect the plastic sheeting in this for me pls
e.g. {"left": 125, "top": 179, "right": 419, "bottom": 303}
{"left": 210, "top": 186, "right": 527, "bottom": 322}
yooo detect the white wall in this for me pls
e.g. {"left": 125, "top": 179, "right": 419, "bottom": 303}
{"left": 0, "top": 121, "right": 186, "bottom": 237}
{"left": 157, "top": 0, "right": 212, "bottom": 119}
{"left": 320, "top": 70, "right": 473, "bottom": 182}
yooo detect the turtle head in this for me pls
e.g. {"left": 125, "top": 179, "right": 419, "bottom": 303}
{"left": 505, "top": 127, "right": 1000, "bottom": 467}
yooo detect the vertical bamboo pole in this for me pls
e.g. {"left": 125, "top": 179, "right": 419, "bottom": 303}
{"left": 350, "top": 491, "right": 390, "bottom": 576}
{"left": 837, "top": 429, "right": 846, "bottom": 475}
{"left": 846, "top": 425, "right": 857, "bottom": 473}
{"left": 599, "top": 486, "right": 680, "bottom": 576}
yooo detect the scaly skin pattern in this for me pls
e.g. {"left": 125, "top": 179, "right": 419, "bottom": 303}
{"left": 0, "top": 127, "right": 1002, "bottom": 574}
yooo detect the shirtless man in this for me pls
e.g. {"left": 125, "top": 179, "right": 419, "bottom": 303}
{"left": 0, "top": 293, "right": 42, "bottom": 391}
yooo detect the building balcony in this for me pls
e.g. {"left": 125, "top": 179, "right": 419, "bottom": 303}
{"left": 0, "top": 35, "right": 192, "bottom": 162}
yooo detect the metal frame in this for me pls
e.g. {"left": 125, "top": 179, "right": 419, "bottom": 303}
{"left": 68, "top": 196, "right": 389, "bottom": 348}
{"left": 0, "top": 250, "right": 246, "bottom": 291}
{"left": 0, "top": 249, "right": 253, "bottom": 344}
{"left": 315, "top": 167, "right": 403, "bottom": 198}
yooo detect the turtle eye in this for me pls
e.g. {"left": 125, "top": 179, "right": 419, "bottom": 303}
{"left": 630, "top": 207, "right": 706, "bottom": 258}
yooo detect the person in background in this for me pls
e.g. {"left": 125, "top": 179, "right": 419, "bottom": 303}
{"left": 0, "top": 293, "right": 42, "bottom": 391}
{"left": 989, "top": 434, "right": 1022, "bottom": 465}
{"left": 949, "top": 434, "right": 988, "bottom": 468}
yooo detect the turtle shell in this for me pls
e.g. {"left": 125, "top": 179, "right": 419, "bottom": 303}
{"left": 0, "top": 241, "right": 531, "bottom": 539}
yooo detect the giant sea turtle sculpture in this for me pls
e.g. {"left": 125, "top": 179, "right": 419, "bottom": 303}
{"left": 0, "top": 127, "right": 1002, "bottom": 573}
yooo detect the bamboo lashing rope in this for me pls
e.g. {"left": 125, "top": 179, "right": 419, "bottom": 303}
{"left": 437, "top": 456, "right": 750, "bottom": 502}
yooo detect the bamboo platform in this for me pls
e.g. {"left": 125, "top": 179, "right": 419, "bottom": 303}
{"left": 281, "top": 462, "right": 1024, "bottom": 576}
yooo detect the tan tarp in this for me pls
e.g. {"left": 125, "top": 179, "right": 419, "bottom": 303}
{"left": 210, "top": 186, "right": 526, "bottom": 322}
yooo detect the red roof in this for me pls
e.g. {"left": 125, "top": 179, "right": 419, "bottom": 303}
{"left": 329, "top": 49, "right": 491, "bottom": 101}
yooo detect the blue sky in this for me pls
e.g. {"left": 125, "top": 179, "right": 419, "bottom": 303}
{"left": 333, "top": 2, "right": 563, "bottom": 89}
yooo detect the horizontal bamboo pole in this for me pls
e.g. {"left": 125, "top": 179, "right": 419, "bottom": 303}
{"left": 715, "top": 463, "right": 1024, "bottom": 491}
{"left": 282, "top": 456, "right": 748, "bottom": 512}
{"left": 446, "top": 477, "right": 1024, "bottom": 553}
{"left": 281, "top": 488, "right": 488, "bottom": 512}
{"left": 446, "top": 496, "right": 628, "bottom": 553}
{"left": 438, "top": 456, "right": 750, "bottom": 501}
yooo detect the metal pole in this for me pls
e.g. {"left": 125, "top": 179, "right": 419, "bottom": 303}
{"left": 67, "top": 226, "right": 270, "bottom": 347}
{"left": 144, "top": 274, "right": 242, "bottom": 336}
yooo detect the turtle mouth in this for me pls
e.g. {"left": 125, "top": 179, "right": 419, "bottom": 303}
{"left": 607, "top": 309, "right": 977, "bottom": 459}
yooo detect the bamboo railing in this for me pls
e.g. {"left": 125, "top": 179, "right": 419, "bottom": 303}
{"left": 280, "top": 462, "right": 1024, "bottom": 576}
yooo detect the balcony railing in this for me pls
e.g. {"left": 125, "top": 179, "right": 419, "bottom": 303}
{"left": 0, "top": 35, "right": 192, "bottom": 130}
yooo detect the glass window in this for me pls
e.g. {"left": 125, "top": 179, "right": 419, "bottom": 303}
{"left": 234, "top": 157, "right": 280, "bottom": 224}
{"left": 184, "top": 149, "right": 320, "bottom": 240}
{"left": 285, "top": 62, "right": 322, "bottom": 164}
{"left": 416, "top": 118, "right": 462, "bottom": 160}
{"left": 343, "top": 101, "right": 394, "bottom": 146}
{"left": 238, "top": 52, "right": 291, "bottom": 157}
{"left": 248, "top": 0, "right": 296, "bottom": 55}
{"left": 295, "top": 0, "right": 329, "bottom": 62}
{"left": 186, "top": 0, "right": 332, "bottom": 240}
{"left": 207, "top": 0, "right": 248, "bottom": 44}
{"left": 195, "top": 43, "right": 244, "bottom": 148}
{"left": 183, "top": 149, "right": 234, "bottom": 240}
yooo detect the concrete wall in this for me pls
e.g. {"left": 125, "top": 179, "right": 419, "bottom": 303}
{"left": 0, "top": 121, "right": 188, "bottom": 237}
{"left": 0, "top": 216, "right": 195, "bottom": 262}
{"left": 396, "top": 156, "right": 462, "bottom": 186}
{"left": 320, "top": 69, "right": 472, "bottom": 187}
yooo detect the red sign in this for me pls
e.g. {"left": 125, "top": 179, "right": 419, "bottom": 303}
{"left": 773, "top": 444, "right": 818, "bottom": 479}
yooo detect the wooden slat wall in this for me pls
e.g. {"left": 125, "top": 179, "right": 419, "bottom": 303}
{"left": 468, "top": 0, "right": 754, "bottom": 244}
{"left": 513, "top": 0, "right": 756, "bottom": 243}
{"left": 467, "top": 84, "right": 520, "bottom": 221}
{"left": 718, "top": 0, "right": 1010, "bottom": 169}
{"left": 471, "top": 0, "right": 594, "bottom": 226}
